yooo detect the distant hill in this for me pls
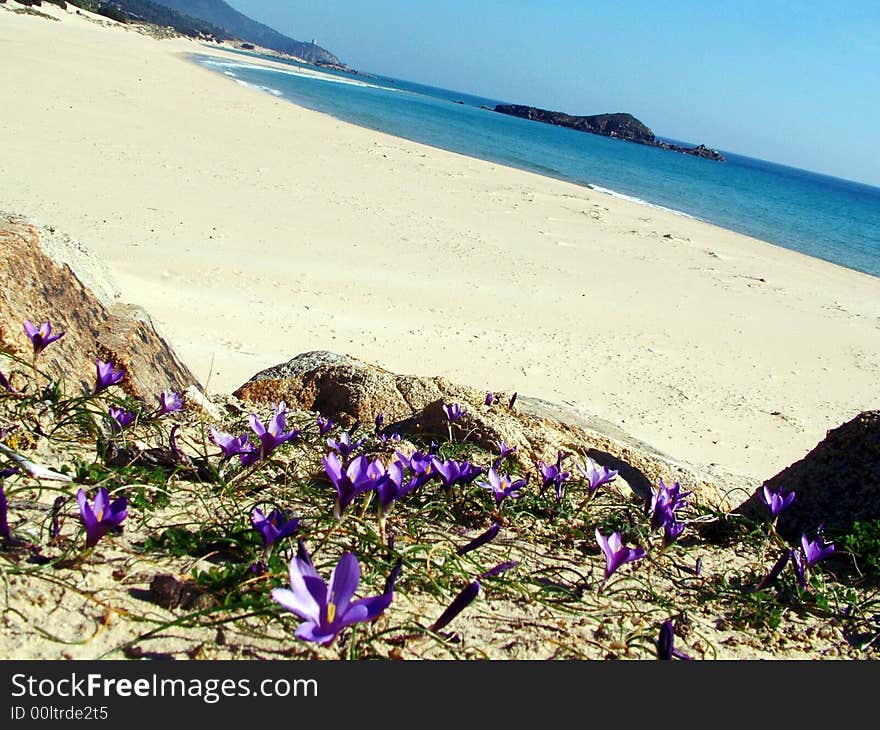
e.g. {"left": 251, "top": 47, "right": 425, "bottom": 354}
{"left": 142, "top": 0, "right": 345, "bottom": 66}
{"left": 100, "top": 0, "right": 235, "bottom": 40}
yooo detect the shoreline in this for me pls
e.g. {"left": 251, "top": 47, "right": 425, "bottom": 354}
{"left": 2, "top": 4, "right": 879, "bottom": 483}
{"left": 188, "top": 49, "right": 880, "bottom": 281}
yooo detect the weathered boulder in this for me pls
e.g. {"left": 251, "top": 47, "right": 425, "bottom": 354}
{"left": 0, "top": 213, "right": 201, "bottom": 401}
{"left": 235, "top": 351, "right": 735, "bottom": 509}
{"left": 735, "top": 411, "right": 880, "bottom": 538}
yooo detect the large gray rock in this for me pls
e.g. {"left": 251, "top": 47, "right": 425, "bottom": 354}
{"left": 235, "top": 351, "right": 736, "bottom": 509}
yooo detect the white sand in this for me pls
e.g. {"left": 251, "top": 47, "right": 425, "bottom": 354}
{"left": 2, "top": 4, "right": 878, "bottom": 483}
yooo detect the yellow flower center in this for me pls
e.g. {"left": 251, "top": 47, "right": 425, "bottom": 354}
{"left": 327, "top": 602, "right": 337, "bottom": 624}
{"left": 96, "top": 510, "right": 104, "bottom": 522}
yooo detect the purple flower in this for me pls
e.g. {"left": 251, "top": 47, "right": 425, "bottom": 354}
{"left": 430, "top": 581, "right": 480, "bottom": 632}
{"left": 252, "top": 507, "right": 300, "bottom": 548}
{"left": 442, "top": 403, "right": 464, "bottom": 422}
{"left": 477, "top": 468, "right": 528, "bottom": 507}
{"left": 493, "top": 440, "right": 516, "bottom": 459}
{"left": 209, "top": 428, "right": 256, "bottom": 461}
{"left": 94, "top": 359, "right": 125, "bottom": 394}
{"left": 0, "top": 482, "right": 9, "bottom": 541}
{"left": 378, "top": 432, "right": 402, "bottom": 444}
{"left": 76, "top": 487, "right": 128, "bottom": 548}
{"left": 802, "top": 533, "right": 835, "bottom": 566}
{"left": 327, "top": 431, "right": 365, "bottom": 460}
{"left": 539, "top": 452, "right": 570, "bottom": 501}
{"left": 431, "top": 458, "right": 462, "bottom": 495}
{"left": 595, "top": 528, "right": 647, "bottom": 580}
{"left": 456, "top": 522, "right": 501, "bottom": 556}
{"left": 761, "top": 485, "right": 796, "bottom": 519}
{"left": 755, "top": 549, "right": 792, "bottom": 591}
{"left": 23, "top": 319, "right": 64, "bottom": 357}
{"left": 485, "top": 392, "right": 495, "bottom": 406}
{"left": 374, "top": 459, "right": 413, "bottom": 510}
{"left": 396, "top": 450, "right": 438, "bottom": 489}
{"left": 158, "top": 389, "right": 183, "bottom": 415}
{"left": 663, "top": 519, "right": 686, "bottom": 546}
{"left": 316, "top": 415, "right": 334, "bottom": 436}
{"left": 649, "top": 480, "right": 691, "bottom": 531}
{"left": 657, "top": 620, "right": 692, "bottom": 660}
{"left": 323, "top": 453, "right": 375, "bottom": 518}
{"left": 479, "top": 561, "right": 520, "bottom": 579}
{"left": 242, "top": 401, "right": 299, "bottom": 465}
{"left": 108, "top": 405, "right": 135, "bottom": 432}
{"left": 577, "top": 456, "right": 619, "bottom": 495}
{"left": 0, "top": 370, "right": 16, "bottom": 394}
{"left": 374, "top": 413, "right": 385, "bottom": 433}
{"left": 271, "top": 549, "right": 392, "bottom": 646}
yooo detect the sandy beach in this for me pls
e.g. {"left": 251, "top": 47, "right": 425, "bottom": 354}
{"left": 2, "top": 3, "right": 878, "bottom": 484}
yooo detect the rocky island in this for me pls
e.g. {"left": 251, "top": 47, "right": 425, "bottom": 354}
{"left": 494, "top": 104, "right": 726, "bottom": 161}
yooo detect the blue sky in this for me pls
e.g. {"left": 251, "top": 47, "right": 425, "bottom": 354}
{"left": 227, "top": 1, "right": 880, "bottom": 187}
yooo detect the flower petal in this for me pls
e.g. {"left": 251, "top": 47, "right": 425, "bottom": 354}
{"left": 328, "top": 553, "right": 360, "bottom": 612}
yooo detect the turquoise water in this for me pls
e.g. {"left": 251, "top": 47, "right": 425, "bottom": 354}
{"left": 194, "top": 51, "right": 880, "bottom": 278}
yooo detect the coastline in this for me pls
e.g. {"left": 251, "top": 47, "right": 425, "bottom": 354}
{"left": 2, "top": 4, "right": 879, "bottom": 483}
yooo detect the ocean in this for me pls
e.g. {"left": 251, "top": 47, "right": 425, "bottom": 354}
{"left": 193, "top": 50, "right": 880, "bottom": 279}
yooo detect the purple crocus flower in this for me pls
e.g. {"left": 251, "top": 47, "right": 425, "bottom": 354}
{"left": 108, "top": 405, "right": 135, "bottom": 432}
{"left": 326, "top": 431, "right": 366, "bottom": 460}
{"left": 456, "top": 522, "right": 500, "bottom": 556}
{"left": 0, "top": 371, "right": 16, "bottom": 394}
{"left": 158, "top": 389, "right": 183, "bottom": 415}
{"left": 76, "top": 487, "right": 128, "bottom": 548}
{"left": 493, "top": 440, "right": 516, "bottom": 459}
{"left": 271, "top": 549, "right": 392, "bottom": 646}
{"left": 23, "top": 319, "right": 64, "bottom": 357}
{"left": 479, "top": 561, "right": 520, "bottom": 579}
{"left": 374, "top": 459, "right": 411, "bottom": 509}
{"left": 477, "top": 468, "right": 528, "bottom": 507}
{"left": 209, "top": 428, "right": 256, "bottom": 461}
{"left": 242, "top": 402, "right": 299, "bottom": 466}
{"left": 430, "top": 581, "right": 480, "bottom": 632}
{"left": 649, "top": 480, "right": 691, "bottom": 531}
{"left": 374, "top": 413, "right": 385, "bottom": 433}
{"left": 323, "top": 453, "right": 375, "bottom": 519}
{"left": 761, "top": 485, "right": 796, "bottom": 519}
{"left": 663, "top": 519, "right": 686, "bottom": 546}
{"left": 657, "top": 620, "right": 693, "bottom": 660}
{"left": 595, "top": 528, "right": 647, "bottom": 580}
{"left": 802, "top": 533, "right": 836, "bottom": 566}
{"left": 538, "top": 452, "right": 570, "bottom": 501}
{"left": 485, "top": 392, "right": 495, "bottom": 406}
{"left": 431, "top": 458, "right": 462, "bottom": 495}
{"left": 252, "top": 507, "right": 300, "bottom": 549}
{"left": 94, "top": 359, "right": 125, "bottom": 394}
{"left": 378, "top": 432, "right": 402, "bottom": 444}
{"left": 577, "top": 456, "right": 619, "bottom": 495}
{"left": 442, "top": 403, "right": 464, "bottom": 422}
{"left": 396, "top": 450, "right": 438, "bottom": 489}
{"left": 0, "top": 482, "right": 9, "bottom": 541}
{"left": 316, "top": 415, "right": 334, "bottom": 436}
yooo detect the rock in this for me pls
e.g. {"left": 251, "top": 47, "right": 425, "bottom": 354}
{"left": 735, "top": 411, "right": 880, "bottom": 538}
{"left": 235, "top": 351, "right": 733, "bottom": 509}
{"left": 148, "top": 573, "right": 215, "bottom": 611}
{"left": 0, "top": 213, "right": 202, "bottom": 401}
{"left": 234, "top": 350, "right": 486, "bottom": 427}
